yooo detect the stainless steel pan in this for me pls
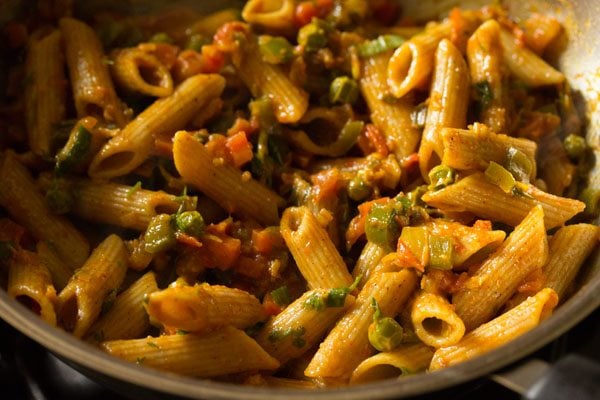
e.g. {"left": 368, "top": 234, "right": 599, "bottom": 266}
{"left": 0, "top": 0, "right": 599, "bottom": 398}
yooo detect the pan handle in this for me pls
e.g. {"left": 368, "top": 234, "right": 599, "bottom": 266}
{"left": 491, "top": 354, "right": 600, "bottom": 400}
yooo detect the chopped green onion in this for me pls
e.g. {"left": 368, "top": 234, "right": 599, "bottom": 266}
{"left": 46, "top": 178, "right": 74, "bottom": 215}
{"left": 0, "top": 241, "right": 15, "bottom": 261}
{"left": 407, "top": 185, "right": 428, "bottom": 206}
{"left": 147, "top": 341, "right": 159, "bottom": 349}
{"left": 505, "top": 147, "right": 533, "bottom": 182}
{"left": 127, "top": 181, "right": 142, "bottom": 198}
{"left": 399, "top": 226, "right": 429, "bottom": 266}
{"left": 428, "top": 165, "right": 455, "bottom": 191}
{"left": 365, "top": 203, "right": 400, "bottom": 249}
{"left": 428, "top": 235, "right": 454, "bottom": 270}
{"left": 329, "top": 76, "right": 359, "bottom": 105}
{"left": 270, "top": 286, "right": 291, "bottom": 307}
{"left": 580, "top": 187, "right": 600, "bottom": 217}
{"left": 304, "top": 292, "right": 326, "bottom": 311}
{"left": 186, "top": 34, "right": 209, "bottom": 52}
{"left": 149, "top": 32, "right": 174, "bottom": 44}
{"left": 268, "top": 326, "right": 305, "bottom": 343}
{"left": 512, "top": 182, "right": 534, "bottom": 199}
{"left": 258, "top": 35, "right": 294, "bottom": 64}
{"left": 101, "top": 288, "right": 118, "bottom": 315}
{"left": 326, "top": 276, "right": 360, "bottom": 308}
{"left": 144, "top": 214, "right": 177, "bottom": 254}
{"left": 297, "top": 20, "right": 328, "bottom": 52}
{"left": 563, "top": 134, "right": 587, "bottom": 159}
{"left": 357, "top": 35, "right": 405, "bottom": 58}
{"left": 175, "top": 211, "right": 205, "bottom": 237}
{"left": 474, "top": 81, "right": 493, "bottom": 110}
{"left": 485, "top": 161, "right": 516, "bottom": 193}
{"left": 368, "top": 298, "right": 404, "bottom": 352}
{"left": 55, "top": 125, "right": 92, "bottom": 175}
{"left": 348, "top": 175, "right": 372, "bottom": 201}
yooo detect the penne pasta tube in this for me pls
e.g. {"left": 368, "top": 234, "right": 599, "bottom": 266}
{"left": 102, "top": 326, "right": 280, "bottom": 377}
{"left": 452, "top": 206, "right": 548, "bottom": 331}
{"left": 173, "top": 130, "right": 284, "bottom": 226}
{"left": 387, "top": 21, "right": 451, "bottom": 98}
{"left": 232, "top": 29, "right": 308, "bottom": 123}
{"left": 59, "top": 17, "right": 128, "bottom": 127}
{"left": 111, "top": 47, "right": 173, "bottom": 97}
{"left": 0, "top": 153, "right": 89, "bottom": 269}
{"left": 241, "top": 0, "right": 295, "bottom": 32}
{"left": 147, "top": 283, "right": 266, "bottom": 333}
{"left": 360, "top": 52, "right": 420, "bottom": 159}
{"left": 305, "top": 270, "right": 418, "bottom": 380}
{"left": 57, "top": 234, "right": 129, "bottom": 338}
{"left": 411, "top": 291, "right": 465, "bottom": 348}
{"left": 8, "top": 249, "right": 57, "bottom": 326}
{"left": 431, "top": 288, "right": 558, "bottom": 370}
{"left": 466, "top": 20, "right": 508, "bottom": 133}
{"left": 441, "top": 126, "right": 537, "bottom": 178}
{"left": 418, "top": 39, "right": 470, "bottom": 178}
{"left": 255, "top": 289, "right": 355, "bottom": 364}
{"left": 350, "top": 343, "right": 434, "bottom": 384}
{"left": 36, "top": 241, "right": 73, "bottom": 291}
{"left": 498, "top": 28, "right": 564, "bottom": 87}
{"left": 88, "top": 74, "right": 225, "bottom": 179}
{"left": 352, "top": 242, "right": 389, "bottom": 288}
{"left": 537, "top": 133, "right": 575, "bottom": 196}
{"left": 422, "top": 172, "right": 585, "bottom": 229}
{"left": 86, "top": 272, "right": 159, "bottom": 343}
{"left": 69, "top": 179, "right": 186, "bottom": 231}
{"left": 281, "top": 206, "right": 353, "bottom": 289}
{"left": 24, "top": 29, "right": 66, "bottom": 157}
{"left": 543, "top": 224, "right": 600, "bottom": 299}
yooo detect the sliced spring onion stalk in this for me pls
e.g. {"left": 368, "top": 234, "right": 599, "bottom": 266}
{"left": 485, "top": 161, "right": 516, "bottom": 193}
{"left": 428, "top": 235, "right": 454, "bottom": 270}
{"left": 287, "top": 120, "right": 364, "bottom": 157}
{"left": 329, "top": 76, "right": 359, "bottom": 105}
{"left": 258, "top": 35, "right": 294, "bottom": 64}
{"left": 563, "top": 134, "right": 588, "bottom": 159}
{"left": 175, "top": 211, "right": 205, "bottom": 237}
{"left": 297, "top": 20, "right": 328, "bottom": 52}
{"left": 357, "top": 34, "right": 405, "bottom": 58}
{"left": 428, "top": 165, "right": 455, "bottom": 191}
{"left": 365, "top": 203, "right": 400, "bottom": 249}
{"left": 270, "top": 285, "right": 291, "bottom": 307}
{"left": 368, "top": 298, "right": 404, "bottom": 352}
{"left": 55, "top": 125, "right": 92, "bottom": 175}
{"left": 144, "top": 214, "right": 177, "bottom": 254}
{"left": 505, "top": 147, "right": 533, "bottom": 182}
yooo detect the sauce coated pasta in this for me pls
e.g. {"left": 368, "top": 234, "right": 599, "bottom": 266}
{"left": 0, "top": 0, "right": 598, "bottom": 388}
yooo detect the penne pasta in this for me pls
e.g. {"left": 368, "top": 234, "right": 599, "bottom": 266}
{"left": 36, "top": 241, "right": 73, "bottom": 291}
{"left": 411, "top": 291, "right": 465, "bottom": 348}
{"left": 352, "top": 242, "right": 389, "bottom": 288}
{"left": 111, "top": 47, "right": 173, "bottom": 97}
{"left": 241, "top": 0, "right": 295, "bottom": 32}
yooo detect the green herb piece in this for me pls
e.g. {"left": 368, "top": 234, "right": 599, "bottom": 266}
{"left": 147, "top": 341, "right": 159, "bottom": 349}
{"left": 186, "top": 34, "right": 209, "bottom": 52}
{"left": 267, "top": 326, "right": 306, "bottom": 345}
{"left": 55, "top": 125, "right": 92, "bottom": 175}
{"left": 357, "top": 34, "right": 405, "bottom": 57}
{"left": 428, "top": 165, "right": 455, "bottom": 191}
{"left": 127, "top": 181, "right": 142, "bottom": 198}
{"left": 563, "top": 134, "right": 588, "bottom": 159}
{"left": 428, "top": 235, "right": 454, "bottom": 270}
{"left": 258, "top": 35, "right": 294, "bottom": 64}
{"left": 325, "top": 276, "right": 361, "bottom": 308}
{"left": 485, "top": 161, "right": 516, "bottom": 193}
{"left": 474, "top": 81, "right": 493, "bottom": 111}
{"left": 365, "top": 203, "right": 400, "bottom": 249}
{"left": 136, "top": 357, "right": 146, "bottom": 365}
{"left": 149, "top": 32, "right": 174, "bottom": 44}
{"left": 329, "top": 76, "right": 359, "bottom": 105}
{"left": 511, "top": 182, "right": 534, "bottom": 199}
{"left": 304, "top": 292, "right": 326, "bottom": 311}
{"left": 176, "top": 329, "right": 189, "bottom": 335}
{"left": 368, "top": 298, "right": 404, "bottom": 352}
{"left": 143, "top": 214, "right": 177, "bottom": 254}
{"left": 101, "top": 288, "right": 118, "bottom": 315}
{"left": 0, "top": 241, "right": 15, "bottom": 261}
{"left": 270, "top": 286, "right": 291, "bottom": 307}
{"left": 174, "top": 211, "right": 205, "bottom": 237}
{"left": 298, "top": 20, "right": 328, "bottom": 52}
{"left": 505, "top": 147, "right": 533, "bottom": 182}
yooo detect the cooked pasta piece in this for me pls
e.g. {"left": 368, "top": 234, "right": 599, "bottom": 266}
{"left": 305, "top": 270, "right": 417, "bottom": 380}
{"left": 537, "top": 133, "right": 575, "bottom": 196}
{"left": 111, "top": 47, "right": 173, "bottom": 97}
{"left": 173, "top": 130, "right": 284, "bottom": 227}
{"left": 24, "top": 29, "right": 66, "bottom": 157}
{"left": 88, "top": 74, "right": 225, "bottom": 179}
{"left": 86, "top": 272, "right": 159, "bottom": 343}
{"left": 69, "top": 179, "right": 186, "bottom": 231}
{"left": 452, "top": 206, "right": 548, "bottom": 331}
{"left": 441, "top": 127, "right": 537, "bottom": 178}
{"left": 147, "top": 283, "right": 266, "bottom": 333}
{"left": 57, "top": 234, "right": 129, "bottom": 338}
{"left": 352, "top": 242, "right": 390, "bottom": 288}
{"left": 0, "top": 153, "right": 89, "bottom": 269}
{"left": 59, "top": 17, "right": 128, "bottom": 127}
{"left": 255, "top": 289, "right": 355, "bottom": 363}
{"left": 241, "top": 0, "right": 295, "bottom": 32}
{"left": 418, "top": 39, "right": 470, "bottom": 177}
{"left": 36, "top": 241, "right": 73, "bottom": 291}
{"left": 431, "top": 288, "right": 558, "bottom": 370}
{"left": 422, "top": 172, "right": 585, "bottom": 229}
{"left": 360, "top": 52, "right": 420, "bottom": 159}
{"left": 466, "top": 20, "right": 508, "bottom": 133}
{"left": 281, "top": 206, "right": 353, "bottom": 289}
{"left": 411, "top": 291, "right": 465, "bottom": 348}
{"left": 498, "top": 28, "right": 564, "bottom": 87}
{"left": 350, "top": 343, "right": 434, "bottom": 384}
{"left": 8, "top": 249, "right": 57, "bottom": 325}
{"left": 102, "top": 326, "right": 279, "bottom": 377}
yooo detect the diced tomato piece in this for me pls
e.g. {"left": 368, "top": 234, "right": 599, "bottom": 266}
{"left": 200, "top": 44, "right": 225, "bottom": 73}
{"left": 294, "top": 0, "right": 334, "bottom": 27}
{"left": 175, "top": 232, "right": 203, "bottom": 248}
{"left": 213, "top": 21, "right": 249, "bottom": 53}
{"left": 263, "top": 297, "right": 282, "bottom": 316}
{"left": 225, "top": 131, "right": 253, "bottom": 168}
{"left": 364, "top": 124, "right": 389, "bottom": 156}
{"left": 235, "top": 255, "right": 266, "bottom": 279}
